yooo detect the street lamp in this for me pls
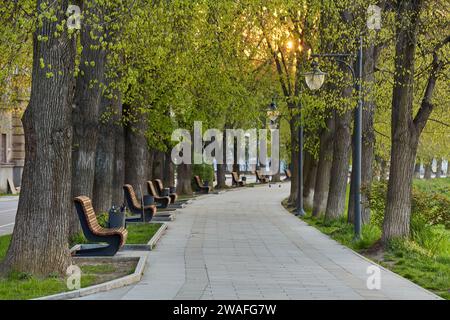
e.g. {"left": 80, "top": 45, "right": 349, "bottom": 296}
{"left": 266, "top": 98, "right": 280, "bottom": 186}
{"left": 304, "top": 36, "right": 363, "bottom": 239}
{"left": 267, "top": 98, "right": 279, "bottom": 130}
{"left": 304, "top": 61, "right": 326, "bottom": 90}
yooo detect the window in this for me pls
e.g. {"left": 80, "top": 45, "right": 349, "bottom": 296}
{"left": 1, "top": 134, "right": 6, "bottom": 163}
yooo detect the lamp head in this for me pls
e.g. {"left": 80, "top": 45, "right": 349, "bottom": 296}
{"left": 304, "top": 60, "right": 326, "bottom": 90}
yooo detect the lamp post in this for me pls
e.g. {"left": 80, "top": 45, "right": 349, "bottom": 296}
{"left": 267, "top": 98, "right": 280, "bottom": 186}
{"left": 295, "top": 105, "right": 305, "bottom": 216}
{"left": 304, "top": 36, "right": 363, "bottom": 239}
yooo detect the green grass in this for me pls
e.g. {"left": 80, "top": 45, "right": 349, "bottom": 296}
{"left": 0, "top": 193, "right": 19, "bottom": 197}
{"left": 0, "top": 235, "right": 11, "bottom": 261}
{"left": 70, "top": 222, "right": 163, "bottom": 247}
{"left": 382, "top": 239, "right": 450, "bottom": 300}
{"left": 80, "top": 264, "right": 116, "bottom": 274}
{"left": 126, "top": 223, "right": 162, "bottom": 244}
{"left": 0, "top": 234, "right": 98, "bottom": 300}
{"left": 0, "top": 234, "right": 135, "bottom": 300}
{"left": 413, "top": 177, "right": 450, "bottom": 200}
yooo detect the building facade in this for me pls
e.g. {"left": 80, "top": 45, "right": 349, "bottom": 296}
{"left": 0, "top": 108, "right": 25, "bottom": 193}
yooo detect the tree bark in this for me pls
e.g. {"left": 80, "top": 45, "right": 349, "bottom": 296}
{"left": 312, "top": 114, "right": 335, "bottom": 217}
{"left": 92, "top": 94, "right": 120, "bottom": 213}
{"left": 325, "top": 107, "right": 352, "bottom": 221}
{"left": 303, "top": 151, "right": 317, "bottom": 210}
{"left": 216, "top": 132, "right": 227, "bottom": 188}
{"left": 382, "top": 0, "right": 436, "bottom": 244}
{"left": 152, "top": 150, "right": 165, "bottom": 180}
{"left": 176, "top": 163, "right": 193, "bottom": 195}
{"left": 288, "top": 107, "right": 299, "bottom": 205}
{"left": 124, "top": 104, "right": 149, "bottom": 195}
{"left": 1, "top": 0, "right": 76, "bottom": 276}
{"left": 112, "top": 105, "right": 125, "bottom": 206}
{"left": 71, "top": 4, "right": 107, "bottom": 235}
{"left": 424, "top": 160, "right": 433, "bottom": 179}
{"left": 436, "top": 158, "right": 442, "bottom": 178}
{"left": 163, "top": 149, "right": 175, "bottom": 187}
{"left": 414, "top": 161, "right": 421, "bottom": 178}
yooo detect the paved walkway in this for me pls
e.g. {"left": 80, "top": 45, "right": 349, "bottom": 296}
{"left": 81, "top": 183, "right": 439, "bottom": 300}
{"left": 0, "top": 196, "right": 18, "bottom": 236}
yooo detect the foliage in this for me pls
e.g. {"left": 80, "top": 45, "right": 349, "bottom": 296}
{"left": 192, "top": 163, "right": 215, "bottom": 189}
{"left": 370, "top": 180, "right": 450, "bottom": 230}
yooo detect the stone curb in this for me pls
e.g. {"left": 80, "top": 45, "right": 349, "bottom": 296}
{"left": 34, "top": 253, "right": 147, "bottom": 300}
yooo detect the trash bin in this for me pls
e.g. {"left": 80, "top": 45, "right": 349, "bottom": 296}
{"left": 108, "top": 206, "right": 125, "bottom": 229}
{"left": 143, "top": 195, "right": 154, "bottom": 206}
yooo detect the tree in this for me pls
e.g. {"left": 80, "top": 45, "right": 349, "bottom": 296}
{"left": 1, "top": 0, "right": 77, "bottom": 275}
{"left": 71, "top": 1, "right": 108, "bottom": 235}
{"left": 382, "top": 0, "right": 449, "bottom": 243}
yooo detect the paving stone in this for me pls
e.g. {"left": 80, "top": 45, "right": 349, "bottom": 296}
{"left": 81, "top": 184, "right": 440, "bottom": 300}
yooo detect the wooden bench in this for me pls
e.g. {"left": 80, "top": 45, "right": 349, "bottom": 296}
{"left": 194, "top": 175, "right": 212, "bottom": 193}
{"left": 284, "top": 168, "right": 292, "bottom": 181}
{"left": 123, "top": 184, "right": 156, "bottom": 222}
{"left": 231, "top": 171, "right": 245, "bottom": 187}
{"left": 255, "top": 170, "right": 269, "bottom": 183}
{"left": 153, "top": 179, "right": 177, "bottom": 204}
{"left": 73, "top": 196, "right": 127, "bottom": 256}
{"left": 147, "top": 180, "right": 170, "bottom": 208}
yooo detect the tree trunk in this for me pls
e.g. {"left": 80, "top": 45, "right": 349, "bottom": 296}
{"left": 288, "top": 107, "right": 299, "bottom": 205}
{"left": 303, "top": 152, "right": 317, "bottom": 210}
{"left": 325, "top": 107, "right": 352, "bottom": 221}
{"left": 413, "top": 162, "right": 421, "bottom": 178}
{"left": 312, "top": 114, "right": 335, "bottom": 217}
{"left": 436, "top": 158, "right": 442, "bottom": 178}
{"left": 176, "top": 163, "right": 193, "bottom": 195}
{"left": 92, "top": 94, "right": 119, "bottom": 213}
{"left": 216, "top": 132, "right": 227, "bottom": 188}
{"left": 163, "top": 150, "right": 175, "bottom": 187}
{"left": 382, "top": 0, "right": 425, "bottom": 244}
{"left": 152, "top": 150, "right": 164, "bottom": 180}
{"left": 124, "top": 105, "right": 149, "bottom": 195}
{"left": 71, "top": 5, "right": 107, "bottom": 235}
{"left": 424, "top": 161, "right": 432, "bottom": 179}
{"left": 112, "top": 105, "right": 125, "bottom": 206}
{"left": 1, "top": 0, "right": 76, "bottom": 276}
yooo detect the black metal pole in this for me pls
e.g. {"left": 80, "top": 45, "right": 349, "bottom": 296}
{"left": 354, "top": 36, "right": 363, "bottom": 238}
{"left": 296, "top": 105, "right": 305, "bottom": 216}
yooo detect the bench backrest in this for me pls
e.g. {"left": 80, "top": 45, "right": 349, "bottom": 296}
{"left": 153, "top": 179, "right": 164, "bottom": 195}
{"left": 231, "top": 172, "right": 240, "bottom": 184}
{"left": 147, "top": 181, "right": 158, "bottom": 197}
{"left": 285, "top": 168, "right": 292, "bottom": 178}
{"left": 255, "top": 170, "right": 264, "bottom": 181}
{"left": 194, "top": 175, "right": 204, "bottom": 188}
{"left": 123, "top": 184, "right": 142, "bottom": 211}
{"left": 74, "top": 196, "right": 102, "bottom": 235}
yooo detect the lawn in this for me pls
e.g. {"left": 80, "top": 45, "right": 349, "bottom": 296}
{"left": 282, "top": 177, "right": 450, "bottom": 299}
{"left": 126, "top": 223, "right": 162, "bottom": 244}
{"left": 0, "top": 221, "right": 154, "bottom": 300}
{"left": 70, "top": 222, "right": 163, "bottom": 247}
{"left": 413, "top": 177, "right": 450, "bottom": 201}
